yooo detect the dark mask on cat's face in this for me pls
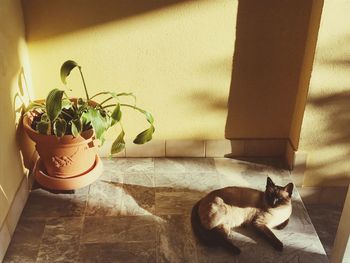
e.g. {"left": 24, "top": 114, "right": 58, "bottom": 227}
{"left": 265, "top": 177, "right": 293, "bottom": 208}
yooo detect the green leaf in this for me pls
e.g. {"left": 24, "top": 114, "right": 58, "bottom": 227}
{"left": 62, "top": 99, "right": 72, "bottom": 109}
{"left": 111, "top": 103, "right": 122, "bottom": 126}
{"left": 53, "top": 119, "right": 67, "bottom": 137}
{"left": 111, "top": 130, "right": 125, "bottom": 154}
{"left": 60, "top": 60, "right": 79, "bottom": 84}
{"left": 133, "top": 125, "right": 155, "bottom": 144}
{"left": 46, "top": 89, "right": 64, "bottom": 122}
{"left": 36, "top": 121, "right": 50, "bottom": 135}
{"left": 71, "top": 118, "right": 82, "bottom": 137}
{"left": 25, "top": 101, "right": 45, "bottom": 114}
{"left": 82, "top": 108, "right": 107, "bottom": 140}
{"left": 40, "top": 113, "right": 49, "bottom": 122}
{"left": 144, "top": 111, "right": 154, "bottom": 124}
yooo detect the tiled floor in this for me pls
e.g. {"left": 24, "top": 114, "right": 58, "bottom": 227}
{"left": 4, "top": 158, "right": 328, "bottom": 263}
{"left": 306, "top": 204, "right": 343, "bottom": 258}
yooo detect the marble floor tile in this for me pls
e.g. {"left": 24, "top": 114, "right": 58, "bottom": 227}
{"left": 79, "top": 241, "right": 156, "bottom": 263}
{"left": 155, "top": 191, "right": 204, "bottom": 215}
{"left": 154, "top": 158, "right": 216, "bottom": 174}
{"left": 4, "top": 157, "right": 330, "bottom": 263}
{"left": 21, "top": 189, "right": 87, "bottom": 218}
{"left": 305, "top": 204, "right": 343, "bottom": 258}
{"left": 122, "top": 174, "right": 155, "bottom": 215}
{"left": 155, "top": 172, "right": 221, "bottom": 192}
{"left": 3, "top": 218, "right": 46, "bottom": 263}
{"left": 85, "top": 179, "right": 124, "bottom": 216}
{"left": 36, "top": 217, "right": 83, "bottom": 263}
{"left": 81, "top": 216, "right": 157, "bottom": 244}
{"left": 157, "top": 214, "right": 198, "bottom": 263}
{"left": 104, "top": 158, "right": 154, "bottom": 174}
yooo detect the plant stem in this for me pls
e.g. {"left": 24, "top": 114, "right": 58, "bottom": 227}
{"left": 61, "top": 110, "right": 74, "bottom": 119}
{"left": 103, "top": 103, "right": 144, "bottom": 112}
{"left": 78, "top": 66, "right": 89, "bottom": 101}
{"left": 100, "top": 97, "right": 113, "bottom": 105}
{"left": 90, "top": 92, "right": 110, "bottom": 100}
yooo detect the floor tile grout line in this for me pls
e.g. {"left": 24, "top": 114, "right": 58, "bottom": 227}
{"left": 76, "top": 188, "right": 90, "bottom": 262}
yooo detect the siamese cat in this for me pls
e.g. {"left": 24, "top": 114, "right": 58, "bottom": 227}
{"left": 191, "top": 177, "right": 293, "bottom": 255}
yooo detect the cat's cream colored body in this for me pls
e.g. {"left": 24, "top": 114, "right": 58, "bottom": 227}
{"left": 198, "top": 186, "right": 292, "bottom": 230}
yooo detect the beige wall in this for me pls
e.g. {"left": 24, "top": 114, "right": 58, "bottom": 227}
{"left": 0, "top": 0, "right": 32, "bottom": 227}
{"left": 300, "top": 0, "right": 350, "bottom": 186}
{"left": 22, "top": 0, "right": 237, "bottom": 141}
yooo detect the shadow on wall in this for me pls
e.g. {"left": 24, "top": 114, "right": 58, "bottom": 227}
{"left": 304, "top": 89, "right": 350, "bottom": 185}
{"left": 14, "top": 68, "right": 37, "bottom": 171}
{"left": 22, "top": 0, "right": 189, "bottom": 41}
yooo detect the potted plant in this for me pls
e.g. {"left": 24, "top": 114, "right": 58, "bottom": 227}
{"left": 23, "top": 60, "right": 155, "bottom": 190}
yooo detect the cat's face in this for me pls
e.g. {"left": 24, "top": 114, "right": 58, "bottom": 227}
{"left": 265, "top": 177, "right": 293, "bottom": 208}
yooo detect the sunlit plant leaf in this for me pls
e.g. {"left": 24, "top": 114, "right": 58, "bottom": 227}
{"left": 133, "top": 125, "right": 155, "bottom": 144}
{"left": 37, "top": 121, "right": 50, "bottom": 135}
{"left": 25, "top": 101, "right": 45, "bottom": 114}
{"left": 60, "top": 60, "right": 79, "bottom": 84}
{"left": 111, "top": 130, "right": 125, "bottom": 154}
{"left": 53, "top": 118, "right": 67, "bottom": 137}
{"left": 111, "top": 103, "right": 122, "bottom": 126}
{"left": 71, "top": 118, "right": 82, "bottom": 137}
{"left": 46, "top": 89, "right": 64, "bottom": 122}
{"left": 82, "top": 108, "right": 107, "bottom": 140}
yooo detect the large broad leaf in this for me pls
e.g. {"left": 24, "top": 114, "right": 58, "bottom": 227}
{"left": 53, "top": 119, "right": 67, "bottom": 137}
{"left": 111, "top": 130, "right": 125, "bottom": 154}
{"left": 71, "top": 118, "right": 82, "bottom": 137}
{"left": 82, "top": 108, "right": 107, "bottom": 140}
{"left": 46, "top": 89, "right": 64, "bottom": 122}
{"left": 36, "top": 121, "right": 51, "bottom": 135}
{"left": 133, "top": 125, "right": 155, "bottom": 144}
{"left": 111, "top": 103, "right": 122, "bottom": 126}
{"left": 60, "top": 60, "right": 79, "bottom": 84}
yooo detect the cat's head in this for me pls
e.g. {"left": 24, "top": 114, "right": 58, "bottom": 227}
{"left": 265, "top": 177, "right": 293, "bottom": 208}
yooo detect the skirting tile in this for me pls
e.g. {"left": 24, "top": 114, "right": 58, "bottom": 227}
{"left": 0, "top": 174, "right": 30, "bottom": 262}
{"left": 205, "top": 140, "right": 231, "bottom": 157}
{"left": 5, "top": 177, "right": 29, "bottom": 235}
{"left": 298, "top": 186, "right": 348, "bottom": 206}
{"left": 0, "top": 221, "right": 11, "bottom": 262}
{"left": 165, "top": 140, "right": 205, "bottom": 157}
{"left": 125, "top": 140, "right": 165, "bottom": 157}
{"left": 290, "top": 151, "right": 307, "bottom": 187}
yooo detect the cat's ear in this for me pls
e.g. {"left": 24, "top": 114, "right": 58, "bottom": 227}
{"left": 284, "top": 183, "right": 294, "bottom": 197}
{"left": 266, "top": 177, "right": 275, "bottom": 188}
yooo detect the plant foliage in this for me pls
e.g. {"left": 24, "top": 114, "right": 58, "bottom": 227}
{"left": 26, "top": 60, "right": 155, "bottom": 154}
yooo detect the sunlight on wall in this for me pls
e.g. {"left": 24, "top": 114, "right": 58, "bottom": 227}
{"left": 0, "top": 0, "right": 33, "bottom": 227}
{"left": 300, "top": 0, "right": 350, "bottom": 186}
{"left": 23, "top": 0, "right": 237, "bottom": 140}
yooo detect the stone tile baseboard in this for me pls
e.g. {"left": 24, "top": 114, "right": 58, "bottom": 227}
{"left": 0, "top": 175, "right": 30, "bottom": 262}
{"left": 298, "top": 186, "right": 349, "bottom": 206}
{"left": 97, "top": 139, "right": 233, "bottom": 158}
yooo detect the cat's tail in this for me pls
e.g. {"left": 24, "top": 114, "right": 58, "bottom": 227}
{"left": 191, "top": 201, "right": 218, "bottom": 246}
{"left": 191, "top": 201, "right": 241, "bottom": 255}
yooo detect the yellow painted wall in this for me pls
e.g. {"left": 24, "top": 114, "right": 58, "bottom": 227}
{"left": 22, "top": 0, "right": 237, "bottom": 140}
{"left": 0, "top": 0, "right": 32, "bottom": 227}
{"left": 300, "top": 0, "right": 350, "bottom": 186}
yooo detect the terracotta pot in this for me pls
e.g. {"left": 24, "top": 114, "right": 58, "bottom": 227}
{"left": 23, "top": 114, "right": 97, "bottom": 178}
